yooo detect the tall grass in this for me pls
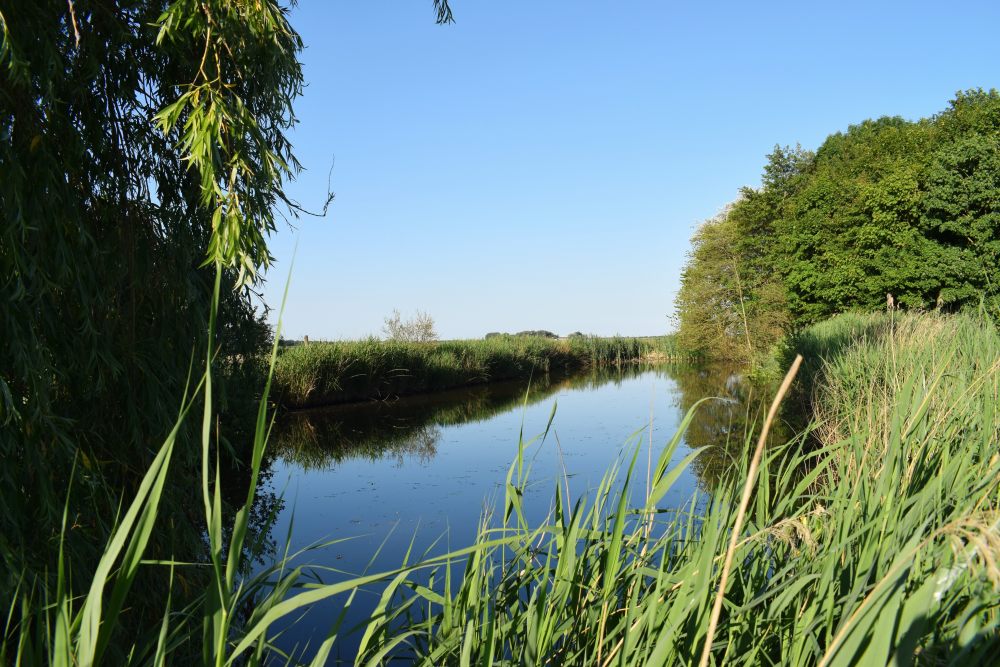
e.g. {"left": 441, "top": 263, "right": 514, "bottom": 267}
{"left": 4, "top": 309, "right": 998, "bottom": 664}
{"left": 273, "top": 335, "right": 682, "bottom": 409}
{"left": 353, "top": 312, "right": 1000, "bottom": 664}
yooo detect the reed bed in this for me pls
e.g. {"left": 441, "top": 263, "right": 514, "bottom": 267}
{"left": 354, "top": 311, "right": 1000, "bottom": 664}
{"left": 4, "top": 310, "right": 998, "bottom": 665}
{"left": 273, "top": 335, "right": 681, "bottom": 409}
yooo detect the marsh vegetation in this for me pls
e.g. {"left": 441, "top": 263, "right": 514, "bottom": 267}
{"left": 355, "top": 312, "right": 1000, "bottom": 665}
{"left": 272, "top": 335, "right": 682, "bottom": 408}
{"left": 3, "top": 1, "right": 999, "bottom": 664}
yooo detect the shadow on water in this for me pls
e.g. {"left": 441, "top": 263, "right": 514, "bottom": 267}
{"left": 269, "top": 362, "right": 789, "bottom": 496}
{"left": 270, "top": 365, "right": 664, "bottom": 470}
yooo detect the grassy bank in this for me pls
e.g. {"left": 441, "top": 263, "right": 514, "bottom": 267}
{"left": 273, "top": 334, "right": 681, "bottom": 409}
{"left": 356, "top": 311, "right": 1000, "bottom": 663}
{"left": 8, "top": 312, "right": 998, "bottom": 664}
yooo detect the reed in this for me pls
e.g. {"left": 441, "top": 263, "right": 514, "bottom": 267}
{"left": 272, "top": 334, "right": 682, "bottom": 409}
{"left": 4, "top": 308, "right": 998, "bottom": 665}
{"left": 354, "top": 311, "right": 1000, "bottom": 664}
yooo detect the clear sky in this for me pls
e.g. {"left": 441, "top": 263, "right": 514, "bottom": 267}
{"left": 261, "top": 0, "right": 1000, "bottom": 340}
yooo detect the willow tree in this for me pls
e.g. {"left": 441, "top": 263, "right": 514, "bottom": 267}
{"left": 675, "top": 202, "right": 789, "bottom": 364}
{"left": 0, "top": 0, "right": 455, "bottom": 601}
{"left": 0, "top": 0, "right": 305, "bottom": 601}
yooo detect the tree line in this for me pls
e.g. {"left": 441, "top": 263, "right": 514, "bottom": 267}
{"left": 675, "top": 90, "right": 1000, "bottom": 362}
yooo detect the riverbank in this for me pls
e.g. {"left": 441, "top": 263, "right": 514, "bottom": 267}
{"left": 17, "top": 313, "right": 999, "bottom": 664}
{"left": 358, "top": 311, "right": 1000, "bottom": 663}
{"left": 272, "top": 334, "right": 683, "bottom": 409}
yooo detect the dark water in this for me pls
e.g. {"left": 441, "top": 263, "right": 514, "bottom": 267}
{"left": 261, "top": 363, "right": 757, "bottom": 661}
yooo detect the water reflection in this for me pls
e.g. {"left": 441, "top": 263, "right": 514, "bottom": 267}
{"left": 262, "top": 363, "right": 773, "bottom": 660}
{"left": 670, "top": 364, "right": 789, "bottom": 491}
{"left": 271, "top": 367, "right": 653, "bottom": 470}
{"left": 271, "top": 363, "right": 789, "bottom": 498}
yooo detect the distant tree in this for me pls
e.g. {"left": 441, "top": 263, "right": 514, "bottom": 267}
{"left": 515, "top": 330, "right": 559, "bottom": 338}
{"left": 383, "top": 309, "right": 438, "bottom": 342}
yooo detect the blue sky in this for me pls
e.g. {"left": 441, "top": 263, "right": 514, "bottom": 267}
{"left": 262, "top": 0, "right": 1000, "bottom": 340}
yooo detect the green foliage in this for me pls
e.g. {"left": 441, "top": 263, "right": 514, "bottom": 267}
{"left": 272, "top": 335, "right": 682, "bottom": 408}
{"left": 0, "top": 0, "right": 304, "bottom": 643}
{"left": 675, "top": 203, "right": 790, "bottom": 363}
{"left": 676, "top": 90, "right": 1000, "bottom": 360}
{"left": 777, "top": 116, "right": 939, "bottom": 320}
{"left": 359, "top": 312, "right": 1000, "bottom": 664}
{"left": 920, "top": 135, "right": 1000, "bottom": 311}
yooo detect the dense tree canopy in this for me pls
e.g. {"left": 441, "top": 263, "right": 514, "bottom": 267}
{"left": 1, "top": 0, "right": 458, "bottom": 643}
{"left": 676, "top": 90, "right": 1000, "bottom": 361}
{"left": 0, "top": 0, "right": 312, "bottom": 605}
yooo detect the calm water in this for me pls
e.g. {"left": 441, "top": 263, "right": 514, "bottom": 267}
{"left": 260, "top": 364, "right": 752, "bottom": 661}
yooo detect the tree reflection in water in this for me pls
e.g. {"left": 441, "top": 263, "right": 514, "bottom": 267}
{"left": 670, "top": 364, "right": 789, "bottom": 492}
{"left": 271, "top": 372, "right": 580, "bottom": 469}
{"left": 270, "top": 363, "right": 783, "bottom": 493}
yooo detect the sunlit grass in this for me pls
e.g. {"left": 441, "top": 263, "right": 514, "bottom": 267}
{"left": 273, "top": 334, "right": 682, "bottom": 408}
{"left": 4, "top": 309, "right": 998, "bottom": 664}
{"left": 357, "top": 312, "right": 1000, "bottom": 664}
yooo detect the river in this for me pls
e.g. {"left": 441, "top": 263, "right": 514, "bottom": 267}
{"left": 260, "top": 363, "right": 754, "bottom": 661}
